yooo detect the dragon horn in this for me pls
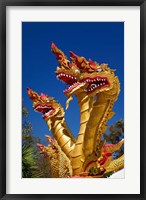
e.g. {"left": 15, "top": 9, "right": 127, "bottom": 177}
{"left": 27, "top": 87, "right": 40, "bottom": 101}
{"left": 51, "top": 42, "right": 70, "bottom": 69}
{"left": 70, "top": 52, "right": 100, "bottom": 72}
{"left": 69, "top": 51, "right": 79, "bottom": 59}
{"left": 70, "top": 51, "right": 90, "bottom": 71}
{"left": 88, "top": 59, "right": 99, "bottom": 70}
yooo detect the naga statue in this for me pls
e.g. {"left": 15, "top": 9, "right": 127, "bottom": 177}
{"left": 27, "top": 43, "right": 124, "bottom": 178}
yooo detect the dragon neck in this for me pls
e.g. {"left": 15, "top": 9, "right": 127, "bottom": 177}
{"left": 84, "top": 79, "right": 120, "bottom": 159}
{"left": 42, "top": 140, "right": 73, "bottom": 178}
{"left": 46, "top": 116, "right": 74, "bottom": 158}
{"left": 70, "top": 90, "right": 94, "bottom": 176}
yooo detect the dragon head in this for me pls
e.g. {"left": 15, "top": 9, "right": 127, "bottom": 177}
{"left": 52, "top": 43, "right": 119, "bottom": 99}
{"left": 27, "top": 88, "right": 64, "bottom": 121}
{"left": 52, "top": 43, "right": 85, "bottom": 96}
{"left": 69, "top": 51, "right": 120, "bottom": 98}
{"left": 80, "top": 64, "right": 120, "bottom": 99}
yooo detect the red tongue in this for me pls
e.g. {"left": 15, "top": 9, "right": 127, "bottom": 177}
{"left": 36, "top": 107, "right": 43, "bottom": 112}
{"left": 36, "top": 107, "right": 50, "bottom": 113}
{"left": 60, "top": 76, "right": 75, "bottom": 84}
{"left": 43, "top": 108, "right": 50, "bottom": 113}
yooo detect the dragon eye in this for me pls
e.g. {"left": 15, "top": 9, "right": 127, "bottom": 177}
{"left": 75, "top": 69, "right": 80, "bottom": 73}
{"left": 46, "top": 99, "right": 50, "bottom": 103}
{"left": 97, "top": 68, "right": 102, "bottom": 72}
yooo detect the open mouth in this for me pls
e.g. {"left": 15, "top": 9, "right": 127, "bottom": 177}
{"left": 81, "top": 76, "right": 110, "bottom": 94}
{"left": 56, "top": 72, "right": 77, "bottom": 84}
{"left": 64, "top": 82, "right": 82, "bottom": 94}
{"left": 34, "top": 104, "right": 55, "bottom": 118}
{"left": 56, "top": 72, "right": 80, "bottom": 94}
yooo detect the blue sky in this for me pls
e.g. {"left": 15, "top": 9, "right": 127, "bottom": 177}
{"left": 22, "top": 22, "right": 124, "bottom": 141}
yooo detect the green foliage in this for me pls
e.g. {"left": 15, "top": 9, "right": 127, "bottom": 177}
{"left": 103, "top": 172, "right": 113, "bottom": 178}
{"left": 22, "top": 143, "right": 37, "bottom": 178}
{"left": 103, "top": 119, "right": 124, "bottom": 159}
{"left": 22, "top": 107, "right": 28, "bottom": 116}
{"left": 22, "top": 103, "right": 50, "bottom": 178}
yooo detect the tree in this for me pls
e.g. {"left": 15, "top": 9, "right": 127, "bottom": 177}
{"left": 22, "top": 103, "right": 50, "bottom": 178}
{"left": 103, "top": 119, "right": 124, "bottom": 159}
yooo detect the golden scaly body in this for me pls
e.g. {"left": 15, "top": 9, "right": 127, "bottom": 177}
{"left": 52, "top": 43, "right": 123, "bottom": 176}
{"left": 105, "top": 154, "right": 124, "bottom": 173}
{"left": 70, "top": 91, "right": 94, "bottom": 175}
{"left": 46, "top": 116, "right": 75, "bottom": 157}
{"left": 84, "top": 78, "right": 120, "bottom": 159}
{"left": 38, "top": 136, "right": 72, "bottom": 178}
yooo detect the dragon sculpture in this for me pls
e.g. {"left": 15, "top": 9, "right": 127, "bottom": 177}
{"left": 37, "top": 135, "right": 72, "bottom": 177}
{"left": 27, "top": 88, "right": 75, "bottom": 158}
{"left": 27, "top": 43, "right": 124, "bottom": 178}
